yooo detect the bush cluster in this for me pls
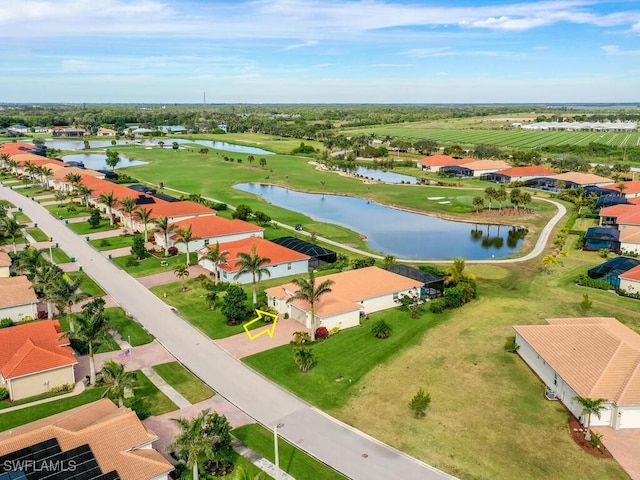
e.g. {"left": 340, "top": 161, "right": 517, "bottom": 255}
{"left": 575, "top": 273, "right": 610, "bottom": 290}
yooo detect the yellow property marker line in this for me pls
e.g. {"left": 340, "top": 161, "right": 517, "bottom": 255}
{"left": 244, "top": 310, "right": 279, "bottom": 340}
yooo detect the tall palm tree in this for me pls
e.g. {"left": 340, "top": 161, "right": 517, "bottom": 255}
{"left": 6, "top": 159, "right": 19, "bottom": 175}
{"left": 154, "top": 216, "right": 176, "bottom": 256}
{"left": 170, "top": 410, "right": 216, "bottom": 480}
{"left": 174, "top": 263, "right": 190, "bottom": 291}
{"left": 119, "top": 196, "right": 137, "bottom": 230}
{"left": 444, "top": 258, "right": 475, "bottom": 286}
{"left": 23, "top": 160, "right": 37, "bottom": 185}
{"left": 35, "top": 263, "right": 65, "bottom": 318}
{"left": 38, "top": 166, "right": 53, "bottom": 189}
{"left": 99, "top": 360, "right": 137, "bottom": 407}
{"left": 174, "top": 225, "right": 195, "bottom": 265}
{"left": 98, "top": 191, "right": 117, "bottom": 225}
{"left": 76, "top": 184, "right": 93, "bottom": 206}
{"left": 234, "top": 244, "right": 271, "bottom": 305}
{"left": 573, "top": 396, "right": 607, "bottom": 441}
{"left": 64, "top": 172, "right": 82, "bottom": 187}
{"left": 484, "top": 186, "right": 497, "bottom": 210}
{"left": 62, "top": 298, "right": 112, "bottom": 385}
{"left": 286, "top": 269, "right": 334, "bottom": 340}
{"left": 0, "top": 153, "right": 11, "bottom": 169}
{"left": 3, "top": 217, "right": 24, "bottom": 253}
{"left": 133, "top": 207, "right": 153, "bottom": 242}
{"left": 13, "top": 245, "right": 45, "bottom": 276}
{"left": 48, "top": 276, "right": 89, "bottom": 332}
{"left": 495, "top": 186, "right": 507, "bottom": 211}
{"left": 203, "top": 241, "right": 228, "bottom": 284}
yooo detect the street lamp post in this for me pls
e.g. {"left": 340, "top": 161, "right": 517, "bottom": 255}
{"left": 274, "top": 422, "right": 284, "bottom": 480}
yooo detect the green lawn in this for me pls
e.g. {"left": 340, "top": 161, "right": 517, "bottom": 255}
{"left": 25, "top": 227, "right": 49, "bottom": 242}
{"left": 150, "top": 279, "right": 275, "bottom": 339}
{"left": 12, "top": 211, "right": 31, "bottom": 223}
{"left": 44, "top": 246, "right": 72, "bottom": 264}
{"left": 68, "top": 219, "right": 119, "bottom": 235}
{"left": 112, "top": 252, "right": 197, "bottom": 277}
{"left": 66, "top": 271, "right": 106, "bottom": 296}
{"left": 106, "top": 307, "right": 154, "bottom": 346}
{"left": 11, "top": 185, "right": 52, "bottom": 197}
{"left": 125, "top": 370, "right": 178, "bottom": 416}
{"left": 152, "top": 361, "right": 214, "bottom": 403}
{"left": 0, "top": 387, "right": 107, "bottom": 432}
{"left": 89, "top": 234, "right": 134, "bottom": 251}
{"left": 45, "top": 202, "right": 93, "bottom": 219}
{"left": 233, "top": 424, "right": 347, "bottom": 480}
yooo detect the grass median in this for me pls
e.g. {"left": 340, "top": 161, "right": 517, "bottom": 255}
{"left": 152, "top": 361, "right": 214, "bottom": 403}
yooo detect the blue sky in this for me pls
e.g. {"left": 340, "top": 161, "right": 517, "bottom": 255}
{"left": 1, "top": 0, "right": 640, "bottom": 103}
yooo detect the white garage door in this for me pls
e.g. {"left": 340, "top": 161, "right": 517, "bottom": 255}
{"left": 619, "top": 408, "right": 640, "bottom": 428}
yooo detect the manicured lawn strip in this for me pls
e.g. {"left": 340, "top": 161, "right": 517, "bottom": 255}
{"left": 0, "top": 387, "right": 107, "bottom": 432}
{"left": 0, "top": 388, "right": 79, "bottom": 411}
{"left": 233, "top": 424, "right": 347, "bottom": 480}
{"left": 243, "top": 308, "right": 450, "bottom": 411}
{"left": 89, "top": 234, "right": 134, "bottom": 251}
{"left": 126, "top": 370, "right": 178, "bottom": 415}
{"left": 0, "top": 199, "right": 15, "bottom": 207}
{"left": 152, "top": 361, "right": 214, "bottom": 403}
{"left": 45, "top": 202, "right": 93, "bottom": 219}
{"left": 66, "top": 271, "right": 106, "bottom": 296}
{"left": 12, "top": 211, "right": 31, "bottom": 223}
{"left": 112, "top": 252, "right": 197, "bottom": 277}
{"left": 25, "top": 227, "right": 49, "bottom": 242}
{"left": 106, "top": 307, "right": 154, "bottom": 346}
{"left": 68, "top": 219, "right": 118, "bottom": 235}
{"left": 11, "top": 186, "right": 52, "bottom": 197}
{"left": 45, "top": 247, "right": 72, "bottom": 264}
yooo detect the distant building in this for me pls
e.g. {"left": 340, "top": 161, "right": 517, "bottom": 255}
{"left": 97, "top": 127, "right": 117, "bottom": 136}
{"left": 0, "top": 276, "right": 39, "bottom": 322}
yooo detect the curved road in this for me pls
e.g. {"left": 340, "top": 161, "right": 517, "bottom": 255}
{"left": 1, "top": 185, "right": 456, "bottom": 480}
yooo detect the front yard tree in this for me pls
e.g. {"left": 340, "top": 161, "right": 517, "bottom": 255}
{"left": 48, "top": 275, "right": 89, "bottom": 332}
{"left": 221, "top": 284, "right": 247, "bottom": 325}
{"left": 120, "top": 196, "right": 137, "bottom": 230}
{"left": 573, "top": 396, "right": 606, "bottom": 441}
{"left": 293, "top": 347, "right": 316, "bottom": 373}
{"left": 202, "top": 241, "right": 228, "bottom": 284}
{"left": 99, "top": 360, "right": 137, "bottom": 407}
{"left": 98, "top": 191, "right": 117, "bottom": 225}
{"left": 396, "top": 289, "right": 424, "bottom": 318}
{"left": 134, "top": 207, "right": 153, "bottom": 242}
{"left": 286, "top": 269, "right": 334, "bottom": 341}
{"left": 409, "top": 388, "right": 432, "bottom": 418}
{"left": 174, "top": 263, "right": 190, "bottom": 291}
{"left": 170, "top": 410, "right": 216, "bottom": 480}
{"left": 88, "top": 208, "right": 101, "bottom": 228}
{"left": 234, "top": 244, "right": 271, "bottom": 305}
{"left": 154, "top": 216, "right": 176, "bottom": 256}
{"left": 175, "top": 225, "right": 195, "bottom": 265}
{"left": 131, "top": 234, "right": 147, "bottom": 260}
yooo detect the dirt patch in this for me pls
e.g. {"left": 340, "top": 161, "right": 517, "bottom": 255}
{"left": 569, "top": 416, "right": 613, "bottom": 459}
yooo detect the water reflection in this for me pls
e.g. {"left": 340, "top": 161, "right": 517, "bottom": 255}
{"left": 336, "top": 165, "right": 416, "bottom": 183}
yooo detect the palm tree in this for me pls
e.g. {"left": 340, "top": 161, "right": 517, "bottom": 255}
{"left": 174, "top": 225, "right": 195, "bottom": 265}
{"left": 23, "top": 160, "right": 37, "bottom": 185}
{"left": 0, "top": 153, "right": 11, "bottom": 169}
{"left": 13, "top": 245, "right": 45, "bottom": 276}
{"left": 3, "top": 217, "right": 24, "bottom": 253}
{"left": 202, "top": 242, "right": 228, "bottom": 284}
{"left": 174, "top": 263, "right": 190, "bottom": 291}
{"left": 286, "top": 269, "right": 334, "bottom": 340}
{"left": 35, "top": 263, "right": 65, "bottom": 318}
{"left": 484, "top": 186, "right": 497, "bottom": 210}
{"left": 62, "top": 298, "right": 112, "bottom": 384}
{"left": 495, "top": 186, "right": 507, "bottom": 211}
{"left": 76, "top": 184, "right": 93, "bottom": 207}
{"left": 573, "top": 396, "right": 607, "bottom": 441}
{"left": 133, "top": 207, "right": 153, "bottom": 242}
{"left": 472, "top": 196, "right": 485, "bottom": 214}
{"left": 234, "top": 244, "right": 271, "bottom": 304}
{"left": 98, "top": 191, "right": 117, "bottom": 225}
{"left": 99, "top": 360, "right": 137, "bottom": 407}
{"left": 64, "top": 172, "right": 82, "bottom": 189}
{"left": 48, "top": 276, "right": 89, "bottom": 332}
{"left": 6, "top": 159, "right": 19, "bottom": 175}
{"left": 293, "top": 347, "right": 316, "bottom": 373}
{"left": 38, "top": 166, "right": 53, "bottom": 189}
{"left": 119, "top": 196, "right": 137, "bottom": 230}
{"left": 170, "top": 410, "right": 217, "bottom": 480}
{"left": 444, "top": 258, "right": 475, "bottom": 286}
{"left": 154, "top": 216, "right": 176, "bottom": 256}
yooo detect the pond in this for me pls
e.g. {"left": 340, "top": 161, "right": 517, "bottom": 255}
{"left": 43, "top": 138, "right": 273, "bottom": 155}
{"left": 61, "top": 153, "right": 147, "bottom": 171}
{"left": 234, "top": 183, "right": 526, "bottom": 260}
{"left": 336, "top": 165, "right": 417, "bottom": 184}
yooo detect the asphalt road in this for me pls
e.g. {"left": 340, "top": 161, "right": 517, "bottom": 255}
{"left": 1, "top": 185, "right": 457, "bottom": 480}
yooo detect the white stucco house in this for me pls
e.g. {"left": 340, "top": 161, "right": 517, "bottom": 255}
{"left": 199, "top": 237, "right": 309, "bottom": 284}
{"left": 0, "top": 250, "right": 11, "bottom": 277}
{"left": 0, "top": 276, "right": 39, "bottom": 322}
{"left": 265, "top": 266, "right": 424, "bottom": 332}
{"left": 618, "top": 265, "right": 640, "bottom": 295}
{"left": 514, "top": 317, "right": 640, "bottom": 430}
{"left": 620, "top": 226, "right": 640, "bottom": 255}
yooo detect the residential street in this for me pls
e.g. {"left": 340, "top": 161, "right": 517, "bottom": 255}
{"left": 1, "top": 185, "right": 457, "bottom": 480}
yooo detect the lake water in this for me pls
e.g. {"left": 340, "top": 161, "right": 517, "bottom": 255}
{"left": 43, "top": 138, "right": 273, "bottom": 155}
{"left": 336, "top": 165, "right": 417, "bottom": 184}
{"left": 234, "top": 183, "right": 526, "bottom": 259}
{"left": 61, "top": 153, "right": 147, "bottom": 170}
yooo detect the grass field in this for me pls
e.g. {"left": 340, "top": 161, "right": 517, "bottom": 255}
{"left": 125, "top": 370, "right": 178, "bottom": 415}
{"left": 152, "top": 361, "right": 215, "bottom": 404}
{"left": 68, "top": 219, "right": 118, "bottom": 235}
{"left": 45, "top": 202, "right": 93, "bottom": 219}
{"left": 25, "top": 227, "right": 49, "bottom": 242}
{"left": 112, "top": 252, "right": 197, "bottom": 277}
{"left": 12, "top": 211, "right": 31, "bottom": 223}
{"left": 232, "top": 424, "right": 347, "bottom": 480}
{"left": 66, "top": 271, "right": 106, "bottom": 296}
{"left": 45, "top": 246, "right": 72, "bottom": 264}
{"left": 89, "top": 234, "right": 134, "bottom": 251}
{"left": 106, "top": 307, "right": 154, "bottom": 346}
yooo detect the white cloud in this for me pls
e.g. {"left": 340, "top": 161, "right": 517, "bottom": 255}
{"left": 371, "top": 63, "right": 413, "bottom": 67}
{"left": 601, "top": 45, "right": 640, "bottom": 56}
{"left": 283, "top": 40, "right": 319, "bottom": 50}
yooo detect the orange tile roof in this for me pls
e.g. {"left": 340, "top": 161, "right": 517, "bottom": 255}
{"left": 620, "top": 226, "right": 640, "bottom": 244}
{"left": 599, "top": 203, "right": 639, "bottom": 218}
{"left": 208, "top": 237, "right": 308, "bottom": 272}
{"left": 463, "top": 159, "right": 510, "bottom": 171}
{"left": 552, "top": 172, "right": 613, "bottom": 185}
{"left": 495, "top": 166, "right": 555, "bottom": 177}
{"left": 266, "top": 266, "right": 423, "bottom": 317}
{"left": 0, "top": 142, "right": 37, "bottom": 155}
{"left": 49, "top": 164, "right": 103, "bottom": 180}
{"left": 0, "top": 319, "right": 76, "bottom": 379}
{"left": 620, "top": 264, "right": 640, "bottom": 281}
{"left": 0, "top": 249, "right": 11, "bottom": 267}
{"left": 514, "top": 317, "right": 640, "bottom": 404}
{"left": 0, "top": 399, "right": 173, "bottom": 480}
{"left": 418, "top": 155, "right": 474, "bottom": 167}
{"left": 602, "top": 180, "right": 640, "bottom": 195}
{"left": 147, "top": 200, "right": 216, "bottom": 220}
{"left": 618, "top": 208, "right": 640, "bottom": 227}
{"left": 0, "top": 276, "right": 38, "bottom": 308}
{"left": 12, "top": 153, "right": 63, "bottom": 167}
{"left": 170, "top": 216, "right": 263, "bottom": 240}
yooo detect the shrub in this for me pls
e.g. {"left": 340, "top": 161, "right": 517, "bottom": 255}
{"left": 575, "top": 273, "right": 610, "bottom": 290}
{"left": 211, "top": 202, "right": 228, "bottom": 211}
{"left": 18, "top": 316, "right": 34, "bottom": 324}
{"left": 37, "top": 310, "right": 47, "bottom": 319}
{"left": 0, "top": 388, "right": 8, "bottom": 401}
{"left": 293, "top": 346, "right": 316, "bottom": 373}
{"left": 0, "top": 318, "right": 13, "bottom": 329}
{"left": 315, "top": 326, "right": 329, "bottom": 340}
{"left": 167, "top": 246, "right": 178, "bottom": 256}
{"left": 128, "top": 397, "right": 152, "bottom": 420}
{"left": 202, "top": 460, "right": 233, "bottom": 477}
{"left": 328, "top": 326, "right": 340, "bottom": 336}
{"left": 504, "top": 336, "right": 519, "bottom": 353}
{"left": 371, "top": 320, "right": 392, "bottom": 339}
{"left": 126, "top": 257, "right": 139, "bottom": 267}
{"left": 291, "top": 331, "right": 313, "bottom": 346}
{"left": 99, "top": 238, "right": 111, "bottom": 247}
{"left": 408, "top": 388, "right": 431, "bottom": 418}
{"left": 283, "top": 312, "right": 289, "bottom": 319}
{"left": 444, "top": 287, "right": 464, "bottom": 308}
{"left": 429, "top": 299, "right": 446, "bottom": 314}
{"left": 88, "top": 209, "right": 101, "bottom": 228}
{"left": 590, "top": 431, "right": 605, "bottom": 453}
{"left": 49, "top": 383, "right": 74, "bottom": 394}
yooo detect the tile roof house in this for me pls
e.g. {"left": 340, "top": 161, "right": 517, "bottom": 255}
{"left": 0, "top": 276, "right": 39, "bottom": 322}
{"left": 0, "top": 399, "right": 173, "bottom": 480}
{"left": 0, "top": 319, "right": 77, "bottom": 401}
{"left": 266, "top": 266, "right": 424, "bottom": 331}
{"left": 199, "top": 237, "right": 309, "bottom": 284}
{"left": 619, "top": 264, "right": 640, "bottom": 294}
{"left": 552, "top": 172, "right": 614, "bottom": 187}
{"left": 603, "top": 180, "right": 640, "bottom": 199}
{"left": 513, "top": 317, "right": 640, "bottom": 429}
{"left": 620, "top": 226, "right": 640, "bottom": 255}
{"left": 0, "top": 249, "right": 11, "bottom": 277}
{"left": 159, "top": 216, "right": 264, "bottom": 254}
{"left": 440, "top": 159, "right": 510, "bottom": 177}
{"left": 416, "top": 155, "right": 474, "bottom": 172}
{"left": 97, "top": 127, "right": 117, "bottom": 136}
{"left": 481, "top": 165, "right": 556, "bottom": 183}
{"left": 600, "top": 204, "right": 640, "bottom": 229}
